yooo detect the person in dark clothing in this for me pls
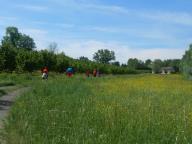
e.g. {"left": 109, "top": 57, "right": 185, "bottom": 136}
{"left": 86, "top": 70, "right": 90, "bottom": 77}
{"left": 93, "top": 69, "right": 97, "bottom": 77}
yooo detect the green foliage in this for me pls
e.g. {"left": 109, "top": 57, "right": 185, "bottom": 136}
{"left": 93, "top": 49, "right": 115, "bottom": 64}
{"left": 79, "top": 56, "right": 89, "bottom": 62}
{"left": 151, "top": 59, "right": 163, "bottom": 73}
{"left": 16, "top": 50, "right": 40, "bottom": 72}
{"left": 127, "top": 58, "right": 148, "bottom": 70}
{"left": 2, "top": 27, "right": 20, "bottom": 47}
{"left": 0, "top": 26, "right": 151, "bottom": 74}
{"left": 48, "top": 42, "right": 58, "bottom": 53}
{"left": 145, "top": 59, "right": 152, "bottom": 68}
{"left": 56, "top": 53, "right": 70, "bottom": 73}
{"left": 111, "top": 61, "right": 120, "bottom": 67}
{"left": 127, "top": 58, "right": 139, "bottom": 69}
{"left": 2, "top": 26, "right": 36, "bottom": 51}
{"left": 17, "top": 34, "right": 36, "bottom": 51}
{"left": 181, "top": 44, "right": 192, "bottom": 79}
{"left": 0, "top": 43, "right": 17, "bottom": 72}
{"left": 3, "top": 74, "right": 192, "bottom": 143}
{"left": 0, "top": 45, "right": 5, "bottom": 71}
{"left": 39, "top": 50, "right": 57, "bottom": 71}
{"left": 163, "top": 59, "right": 181, "bottom": 72}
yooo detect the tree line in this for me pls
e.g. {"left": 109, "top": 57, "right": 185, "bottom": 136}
{"left": 0, "top": 27, "right": 137, "bottom": 74}
{"left": 0, "top": 26, "right": 191, "bottom": 77}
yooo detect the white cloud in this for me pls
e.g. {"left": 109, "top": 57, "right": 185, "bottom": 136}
{"left": 86, "top": 26, "right": 128, "bottom": 33}
{"left": 51, "top": 0, "right": 192, "bottom": 26}
{"left": 32, "top": 21, "right": 75, "bottom": 29}
{"left": 90, "top": 5, "right": 192, "bottom": 26}
{"left": 0, "top": 16, "right": 18, "bottom": 26}
{"left": 15, "top": 4, "right": 48, "bottom": 12}
{"left": 141, "top": 11, "right": 192, "bottom": 26}
{"left": 20, "top": 28, "right": 49, "bottom": 49}
{"left": 83, "top": 4, "right": 130, "bottom": 14}
{"left": 85, "top": 4, "right": 192, "bottom": 26}
{"left": 85, "top": 26, "right": 177, "bottom": 42}
{"left": 59, "top": 40, "right": 185, "bottom": 63}
{"left": 0, "top": 16, "right": 18, "bottom": 21}
{"left": 55, "top": 23, "right": 75, "bottom": 28}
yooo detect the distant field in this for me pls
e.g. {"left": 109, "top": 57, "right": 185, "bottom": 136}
{"left": 2, "top": 74, "right": 192, "bottom": 144}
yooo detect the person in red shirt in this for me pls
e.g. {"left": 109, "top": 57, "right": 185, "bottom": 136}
{"left": 86, "top": 70, "right": 90, "bottom": 77}
{"left": 93, "top": 69, "right": 97, "bottom": 77}
{"left": 42, "top": 67, "right": 48, "bottom": 80}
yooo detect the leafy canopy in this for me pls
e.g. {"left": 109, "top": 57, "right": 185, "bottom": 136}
{"left": 93, "top": 49, "right": 115, "bottom": 64}
{"left": 181, "top": 44, "right": 192, "bottom": 79}
{"left": 1, "top": 26, "right": 36, "bottom": 51}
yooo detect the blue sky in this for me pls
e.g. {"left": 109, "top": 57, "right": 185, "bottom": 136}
{"left": 0, "top": 0, "right": 192, "bottom": 63}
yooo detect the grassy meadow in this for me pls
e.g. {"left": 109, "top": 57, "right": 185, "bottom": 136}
{"left": 1, "top": 73, "right": 192, "bottom": 144}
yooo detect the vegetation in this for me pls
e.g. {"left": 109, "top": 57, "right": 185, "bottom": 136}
{"left": 2, "top": 27, "right": 36, "bottom": 51}
{"left": 0, "top": 26, "right": 183, "bottom": 75}
{"left": 2, "top": 74, "right": 192, "bottom": 143}
{"left": 181, "top": 44, "right": 192, "bottom": 79}
{"left": 0, "top": 27, "right": 138, "bottom": 74}
{"left": 93, "top": 49, "right": 115, "bottom": 64}
{"left": 127, "top": 58, "right": 150, "bottom": 70}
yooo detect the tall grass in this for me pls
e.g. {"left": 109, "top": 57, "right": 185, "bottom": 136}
{"left": 2, "top": 74, "right": 192, "bottom": 144}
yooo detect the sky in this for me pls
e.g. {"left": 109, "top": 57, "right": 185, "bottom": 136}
{"left": 0, "top": 0, "right": 192, "bottom": 63}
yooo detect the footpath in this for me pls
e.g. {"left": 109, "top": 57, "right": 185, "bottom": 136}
{"left": 0, "top": 87, "right": 29, "bottom": 143}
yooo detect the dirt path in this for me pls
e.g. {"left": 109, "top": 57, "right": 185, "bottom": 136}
{"left": 0, "top": 86, "right": 17, "bottom": 90}
{"left": 0, "top": 87, "right": 29, "bottom": 144}
{"left": 0, "top": 87, "right": 29, "bottom": 128}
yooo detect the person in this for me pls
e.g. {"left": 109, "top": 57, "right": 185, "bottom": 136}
{"left": 86, "top": 70, "right": 90, "bottom": 77}
{"left": 42, "top": 66, "right": 48, "bottom": 80}
{"left": 66, "top": 67, "right": 73, "bottom": 77}
{"left": 93, "top": 69, "right": 97, "bottom": 77}
{"left": 96, "top": 69, "right": 100, "bottom": 77}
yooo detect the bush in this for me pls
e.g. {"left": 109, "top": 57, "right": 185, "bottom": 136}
{"left": 181, "top": 45, "right": 192, "bottom": 79}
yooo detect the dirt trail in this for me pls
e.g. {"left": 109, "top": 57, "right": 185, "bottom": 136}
{"left": 0, "top": 86, "right": 17, "bottom": 90}
{"left": 0, "top": 87, "right": 29, "bottom": 128}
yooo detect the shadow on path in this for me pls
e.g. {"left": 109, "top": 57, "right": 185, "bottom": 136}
{"left": 0, "top": 100, "right": 13, "bottom": 107}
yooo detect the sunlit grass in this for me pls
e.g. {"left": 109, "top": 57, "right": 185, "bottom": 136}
{"left": 2, "top": 74, "right": 192, "bottom": 144}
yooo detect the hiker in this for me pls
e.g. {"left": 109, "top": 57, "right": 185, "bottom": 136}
{"left": 42, "top": 66, "right": 48, "bottom": 80}
{"left": 66, "top": 67, "right": 74, "bottom": 77}
{"left": 93, "top": 69, "right": 97, "bottom": 77}
{"left": 86, "top": 70, "right": 90, "bottom": 77}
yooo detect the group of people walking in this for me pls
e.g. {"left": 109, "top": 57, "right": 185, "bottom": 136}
{"left": 41, "top": 67, "right": 100, "bottom": 80}
{"left": 85, "top": 69, "right": 100, "bottom": 77}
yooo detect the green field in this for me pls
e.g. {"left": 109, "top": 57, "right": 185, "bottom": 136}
{"left": 2, "top": 74, "right": 192, "bottom": 144}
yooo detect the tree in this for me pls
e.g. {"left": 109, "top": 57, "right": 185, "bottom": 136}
{"left": 93, "top": 49, "right": 115, "bottom": 64}
{"left": 2, "top": 27, "right": 20, "bottom": 47}
{"left": 0, "top": 43, "right": 17, "bottom": 71}
{"left": 39, "top": 50, "right": 57, "bottom": 71}
{"left": 127, "top": 58, "right": 139, "bottom": 69}
{"left": 121, "top": 64, "right": 127, "bottom": 67}
{"left": 16, "top": 50, "right": 40, "bottom": 72}
{"left": 152, "top": 59, "right": 163, "bottom": 73}
{"left": 145, "top": 59, "right": 152, "bottom": 67}
{"left": 170, "top": 59, "right": 181, "bottom": 72}
{"left": 0, "top": 45, "right": 5, "bottom": 71}
{"left": 163, "top": 59, "right": 181, "bottom": 72}
{"left": 181, "top": 44, "right": 192, "bottom": 78}
{"left": 48, "top": 42, "right": 58, "bottom": 53}
{"left": 17, "top": 34, "right": 36, "bottom": 51}
{"left": 79, "top": 56, "right": 89, "bottom": 61}
{"left": 1, "top": 26, "right": 36, "bottom": 51}
{"left": 111, "top": 61, "right": 120, "bottom": 67}
{"left": 56, "top": 53, "right": 69, "bottom": 73}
